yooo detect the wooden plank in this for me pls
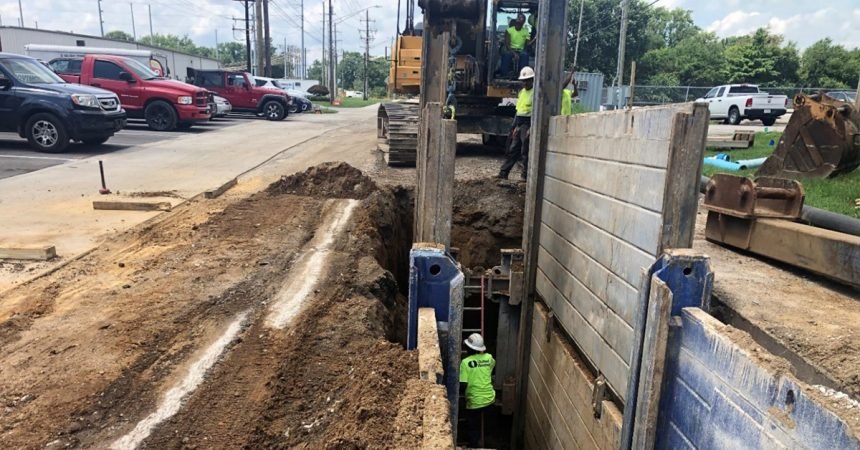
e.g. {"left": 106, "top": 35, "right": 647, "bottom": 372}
{"left": 93, "top": 201, "right": 171, "bottom": 212}
{"left": 705, "top": 139, "right": 752, "bottom": 149}
{"left": 0, "top": 246, "right": 57, "bottom": 261}
{"left": 536, "top": 270, "right": 630, "bottom": 399}
{"left": 545, "top": 151, "right": 668, "bottom": 213}
{"left": 539, "top": 225, "right": 639, "bottom": 325}
{"left": 543, "top": 177, "right": 663, "bottom": 255}
{"left": 632, "top": 278, "right": 673, "bottom": 450}
{"left": 422, "top": 383, "right": 454, "bottom": 449}
{"left": 541, "top": 200, "right": 653, "bottom": 288}
{"left": 414, "top": 104, "right": 456, "bottom": 247}
{"left": 417, "top": 308, "right": 444, "bottom": 384}
{"left": 537, "top": 247, "right": 634, "bottom": 362}
{"left": 660, "top": 103, "right": 709, "bottom": 251}
{"left": 204, "top": 177, "right": 238, "bottom": 199}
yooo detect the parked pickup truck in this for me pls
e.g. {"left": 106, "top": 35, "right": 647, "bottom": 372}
{"left": 187, "top": 69, "right": 290, "bottom": 121}
{"left": 49, "top": 54, "right": 211, "bottom": 131}
{"left": 697, "top": 84, "right": 789, "bottom": 126}
{"left": 0, "top": 53, "right": 126, "bottom": 152}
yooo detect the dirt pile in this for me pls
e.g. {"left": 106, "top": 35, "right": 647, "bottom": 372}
{"left": 0, "top": 162, "right": 421, "bottom": 449}
{"left": 267, "top": 161, "right": 378, "bottom": 199}
{"left": 452, "top": 179, "right": 525, "bottom": 269}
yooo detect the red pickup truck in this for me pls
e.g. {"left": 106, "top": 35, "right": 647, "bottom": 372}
{"left": 187, "top": 69, "right": 290, "bottom": 121}
{"left": 49, "top": 55, "right": 211, "bottom": 131}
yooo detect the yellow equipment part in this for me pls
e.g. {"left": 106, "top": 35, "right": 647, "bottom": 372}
{"left": 389, "top": 35, "right": 422, "bottom": 95}
{"left": 757, "top": 94, "right": 860, "bottom": 179}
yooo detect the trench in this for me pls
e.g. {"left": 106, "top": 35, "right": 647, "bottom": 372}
{"left": 710, "top": 296, "right": 846, "bottom": 394}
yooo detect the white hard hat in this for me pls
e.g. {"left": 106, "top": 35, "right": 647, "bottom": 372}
{"left": 518, "top": 66, "right": 535, "bottom": 80}
{"left": 464, "top": 333, "right": 486, "bottom": 352}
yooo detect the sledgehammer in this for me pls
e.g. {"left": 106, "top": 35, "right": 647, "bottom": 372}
{"left": 98, "top": 160, "right": 111, "bottom": 195}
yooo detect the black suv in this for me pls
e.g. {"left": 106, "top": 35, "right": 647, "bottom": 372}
{"left": 0, "top": 53, "right": 126, "bottom": 152}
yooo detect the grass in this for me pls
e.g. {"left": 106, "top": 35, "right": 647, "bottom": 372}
{"left": 703, "top": 132, "right": 860, "bottom": 218}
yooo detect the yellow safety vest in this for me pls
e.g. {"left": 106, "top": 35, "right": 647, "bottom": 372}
{"left": 507, "top": 26, "right": 530, "bottom": 51}
{"left": 561, "top": 89, "right": 573, "bottom": 116}
{"left": 516, "top": 87, "right": 533, "bottom": 117}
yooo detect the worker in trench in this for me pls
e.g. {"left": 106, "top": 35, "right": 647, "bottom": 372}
{"left": 460, "top": 333, "right": 496, "bottom": 448}
{"left": 498, "top": 67, "right": 577, "bottom": 181}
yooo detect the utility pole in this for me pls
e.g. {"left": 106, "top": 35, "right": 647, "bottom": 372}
{"left": 322, "top": 1, "right": 326, "bottom": 86}
{"left": 360, "top": 10, "right": 375, "bottom": 100}
{"left": 614, "top": 0, "right": 630, "bottom": 108}
{"left": 232, "top": 0, "right": 252, "bottom": 73}
{"left": 97, "top": 0, "right": 105, "bottom": 36}
{"left": 130, "top": 3, "right": 137, "bottom": 41}
{"left": 215, "top": 29, "right": 220, "bottom": 62}
{"left": 573, "top": 0, "right": 584, "bottom": 67}
{"left": 263, "top": 0, "right": 271, "bottom": 77}
{"left": 255, "top": 0, "right": 264, "bottom": 75}
{"left": 284, "top": 38, "right": 288, "bottom": 78}
{"left": 148, "top": 4, "right": 154, "bottom": 43}
{"left": 301, "top": 0, "right": 306, "bottom": 78}
{"left": 17, "top": 0, "right": 23, "bottom": 27}
{"left": 328, "top": 0, "right": 334, "bottom": 103}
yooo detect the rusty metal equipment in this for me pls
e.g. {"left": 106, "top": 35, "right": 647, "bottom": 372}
{"left": 757, "top": 94, "right": 860, "bottom": 179}
{"left": 703, "top": 174, "right": 859, "bottom": 287}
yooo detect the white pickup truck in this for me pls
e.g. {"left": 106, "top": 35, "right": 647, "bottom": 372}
{"left": 697, "top": 84, "right": 789, "bottom": 126}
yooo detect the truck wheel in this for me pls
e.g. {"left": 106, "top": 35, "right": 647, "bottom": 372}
{"left": 25, "top": 113, "right": 70, "bottom": 153}
{"left": 727, "top": 107, "right": 741, "bottom": 125}
{"left": 263, "top": 101, "right": 286, "bottom": 121}
{"left": 145, "top": 100, "right": 178, "bottom": 131}
{"left": 761, "top": 118, "right": 776, "bottom": 126}
{"left": 82, "top": 137, "right": 110, "bottom": 146}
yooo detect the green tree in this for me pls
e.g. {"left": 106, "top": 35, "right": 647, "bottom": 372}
{"left": 138, "top": 33, "right": 213, "bottom": 58}
{"left": 307, "top": 60, "right": 324, "bottom": 84}
{"left": 216, "top": 42, "right": 247, "bottom": 66}
{"left": 104, "top": 30, "right": 134, "bottom": 42}
{"left": 722, "top": 28, "right": 799, "bottom": 86}
{"left": 640, "top": 32, "right": 727, "bottom": 86}
{"left": 800, "top": 39, "right": 857, "bottom": 88}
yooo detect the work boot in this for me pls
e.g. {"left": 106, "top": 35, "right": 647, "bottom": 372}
{"left": 496, "top": 172, "right": 509, "bottom": 180}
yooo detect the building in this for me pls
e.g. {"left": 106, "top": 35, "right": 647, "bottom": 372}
{"left": 0, "top": 26, "right": 219, "bottom": 81}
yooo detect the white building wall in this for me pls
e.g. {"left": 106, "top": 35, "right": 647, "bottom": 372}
{"left": 0, "top": 27, "right": 220, "bottom": 80}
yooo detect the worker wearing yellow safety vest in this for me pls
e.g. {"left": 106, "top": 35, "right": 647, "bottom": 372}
{"left": 500, "top": 13, "right": 531, "bottom": 78}
{"left": 561, "top": 70, "right": 577, "bottom": 116}
{"left": 498, "top": 66, "right": 536, "bottom": 180}
{"left": 460, "top": 333, "right": 496, "bottom": 448}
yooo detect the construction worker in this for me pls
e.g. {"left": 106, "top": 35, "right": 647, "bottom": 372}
{"left": 501, "top": 13, "right": 530, "bottom": 78}
{"left": 460, "top": 333, "right": 496, "bottom": 448}
{"left": 561, "top": 70, "right": 576, "bottom": 116}
{"left": 498, "top": 66, "right": 535, "bottom": 180}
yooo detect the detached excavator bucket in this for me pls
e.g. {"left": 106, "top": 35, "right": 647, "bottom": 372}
{"left": 756, "top": 94, "right": 860, "bottom": 179}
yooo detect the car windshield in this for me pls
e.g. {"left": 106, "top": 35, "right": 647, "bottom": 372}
{"left": 0, "top": 57, "right": 65, "bottom": 84}
{"left": 272, "top": 79, "right": 284, "bottom": 89}
{"left": 121, "top": 57, "right": 159, "bottom": 80}
{"left": 728, "top": 86, "right": 759, "bottom": 95}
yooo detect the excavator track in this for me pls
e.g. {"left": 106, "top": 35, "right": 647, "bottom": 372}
{"left": 378, "top": 102, "right": 421, "bottom": 166}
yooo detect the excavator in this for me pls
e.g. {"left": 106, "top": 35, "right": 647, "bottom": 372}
{"left": 379, "top": 0, "right": 539, "bottom": 166}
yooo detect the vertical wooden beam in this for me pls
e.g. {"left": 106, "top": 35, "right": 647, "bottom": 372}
{"left": 512, "top": 0, "right": 569, "bottom": 447}
{"left": 632, "top": 278, "right": 673, "bottom": 449}
{"left": 414, "top": 102, "right": 457, "bottom": 247}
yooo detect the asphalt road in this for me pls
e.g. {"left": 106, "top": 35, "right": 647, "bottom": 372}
{"left": 0, "top": 117, "right": 242, "bottom": 180}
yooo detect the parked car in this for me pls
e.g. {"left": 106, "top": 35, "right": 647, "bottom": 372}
{"left": 253, "top": 77, "right": 311, "bottom": 113}
{"left": 827, "top": 91, "right": 856, "bottom": 103}
{"left": 345, "top": 90, "right": 364, "bottom": 98}
{"left": 187, "top": 70, "right": 289, "bottom": 121}
{"left": 697, "top": 84, "right": 789, "bottom": 126}
{"left": 48, "top": 55, "right": 211, "bottom": 131}
{"left": 0, "top": 53, "right": 126, "bottom": 152}
{"left": 26, "top": 44, "right": 170, "bottom": 78}
{"left": 211, "top": 95, "right": 232, "bottom": 118}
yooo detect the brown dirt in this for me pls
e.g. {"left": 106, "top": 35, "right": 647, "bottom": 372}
{"left": 693, "top": 206, "right": 860, "bottom": 402}
{"left": 267, "top": 162, "right": 378, "bottom": 199}
{"left": 0, "top": 163, "right": 420, "bottom": 449}
{"left": 452, "top": 179, "right": 525, "bottom": 270}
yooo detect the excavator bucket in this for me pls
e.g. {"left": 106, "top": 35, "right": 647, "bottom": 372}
{"left": 756, "top": 94, "right": 860, "bottom": 179}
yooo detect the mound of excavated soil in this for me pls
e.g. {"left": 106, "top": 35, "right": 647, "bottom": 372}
{"left": 452, "top": 179, "right": 525, "bottom": 269}
{"left": 267, "top": 161, "right": 378, "bottom": 199}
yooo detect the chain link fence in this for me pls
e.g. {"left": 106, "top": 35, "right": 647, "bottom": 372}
{"left": 600, "top": 85, "right": 848, "bottom": 107}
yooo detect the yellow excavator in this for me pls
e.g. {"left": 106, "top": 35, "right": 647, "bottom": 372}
{"left": 379, "top": 0, "right": 539, "bottom": 166}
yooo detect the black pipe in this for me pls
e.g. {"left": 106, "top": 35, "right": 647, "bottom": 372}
{"left": 700, "top": 176, "right": 860, "bottom": 237}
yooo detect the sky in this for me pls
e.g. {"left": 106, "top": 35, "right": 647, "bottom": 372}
{"left": 1, "top": 0, "right": 859, "bottom": 70}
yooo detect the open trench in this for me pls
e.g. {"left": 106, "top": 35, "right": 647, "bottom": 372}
{"left": 0, "top": 161, "right": 526, "bottom": 449}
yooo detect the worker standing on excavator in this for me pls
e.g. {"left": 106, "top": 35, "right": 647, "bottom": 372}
{"left": 501, "top": 13, "right": 530, "bottom": 78}
{"left": 498, "top": 66, "right": 536, "bottom": 180}
{"left": 460, "top": 333, "right": 496, "bottom": 448}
